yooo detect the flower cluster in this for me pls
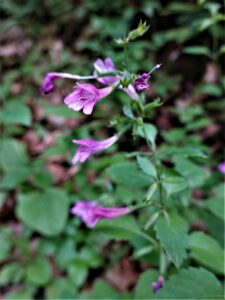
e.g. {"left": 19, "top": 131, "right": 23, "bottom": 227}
{"left": 41, "top": 57, "right": 160, "bottom": 228}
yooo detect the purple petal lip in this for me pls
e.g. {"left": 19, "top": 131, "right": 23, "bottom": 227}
{"left": 40, "top": 73, "right": 58, "bottom": 94}
{"left": 71, "top": 136, "right": 118, "bottom": 165}
{"left": 94, "top": 58, "right": 119, "bottom": 85}
{"left": 218, "top": 162, "right": 225, "bottom": 174}
{"left": 64, "top": 83, "right": 112, "bottom": 115}
{"left": 71, "top": 200, "right": 130, "bottom": 228}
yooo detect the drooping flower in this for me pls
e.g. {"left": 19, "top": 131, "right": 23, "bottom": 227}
{"left": 40, "top": 72, "right": 94, "bottom": 95}
{"left": 93, "top": 57, "right": 138, "bottom": 100}
{"left": 152, "top": 276, "right": 164, "bottom": 293}
{"left": 64, "top": 83, "right": 113, "bottom": 115}
{"left": 218, "top": 162, "right": 225, "bottom": 174}
{"left": 71, "top": 135, "right": 118, "bottom": 165}
{"left": 40, "top": 73, "right": 59, "bottom": 94}
{"left": 71, "top": 200, "right": 130, "bottom": 228}
{"left": 134, "top": 64, "right": 161, "bottom": 92}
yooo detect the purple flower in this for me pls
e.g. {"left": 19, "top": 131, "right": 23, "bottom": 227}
{"left": 40, "top": 73, "right": 58, "bottom": 94}
{"left": 40, "top": 72, "right": 94, "bottom": 95}
{"left": 64, "top": 83, "right": 113, "bottom": 115}
{"left": 134, "top": 73, "right": 150, "bottom": 91}
{"left": 218, "top": 162, "right": 225, "bottom": 174}
{"left": 134, "top": 64, "right": 161, "bottom": 92}
{"left": 71, "top": 201, "right": 130, "bottom": 228}
{"left": 152, "top": 276, "right": 164, "bottom": 293}
{"left": 93, "top": 58, "right": 138, "bottom": 100}
{"left": 94, "top": 58, "right": 119, "bottom": 85}
{"left": 71, "top": 135, "right": 118, "bottom": 165}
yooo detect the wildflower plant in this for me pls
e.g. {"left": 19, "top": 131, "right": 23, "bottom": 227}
{"left": 40, "top": 20, "right": 224, "bottom": 298}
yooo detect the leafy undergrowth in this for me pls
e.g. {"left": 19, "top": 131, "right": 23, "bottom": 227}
{"left": 0, "top": 1, "right": 224, "bottom": 299}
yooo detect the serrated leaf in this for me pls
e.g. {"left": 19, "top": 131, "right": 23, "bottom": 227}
{"left": 155, "top": 267, "right": 223, "bottom": 299}
{"left": 17, "top": 189, "right": 69, "bottom": 236}
{"left": 93, "top": 215, "right": 152, "bottom": 242}
{"left": 205, "top": 198, "right": 224, "bottom": 221}
{"left": 155, "top": 213, "right": 188, "bottom": 267}
{"left": 136, "top": 123, "right": 157, "bottom": 148}
{"left": 189, "top": 232, "right": 225, "bottom": 274}
{"left": 137, "top": 156, "right": 157, "bottom": 178}
{"left": 174, "top": 158, "right": 210, "bottom": 188}
{"left": 134, "top": 269, "right": 159, "bottom": 299}
{"left": 161, "top": 170, "right": 188, "bottom": 195}
{"left": 106, "top": 161, "right": 152, "bottom": 188}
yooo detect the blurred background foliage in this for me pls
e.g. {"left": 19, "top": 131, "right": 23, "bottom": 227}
{"left": 0, "top": 0, "right": 224, "bottom": 299}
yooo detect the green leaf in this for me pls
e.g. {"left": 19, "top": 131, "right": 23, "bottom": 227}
{"left": 106, "top": 161, "right": 152, "bottom": 188}
{"left": 174, "top": 158, "right": 210, "bottom": 188}
{"left": 1, "top": 100, "right": 32, "bottom": 126}
{"left": 0, "top": 229, "right": 12, "bottom": 262}
{"left": 137, "top": 156, "right": 157, "bottom": 178}
{"left": 205, "top": 198, "right": 224, "bottom": 221}
{"left": 183, "top": 46, "right": 210, "bottom": 56}
{"left": 0, "top": 138, "right": 29, "bottom": 172}
{"left": 68, "top": 261, "right": 88, "bottom": 288}
{"left": 0, "top": 262, "right": 24, "bottom": 285}
{"left": 122, "top": 104, "right": 134, "bottom": 119}
{"left": 189, "top": 232, "right": 225, "bottom": 274}
{"left": 155, "top": 213, "right": 188, "bottom": 267}
{"left": 93, "top": 215, "right": 152, "bottom": 242}
{"left": 155, "top": 267, "right": 223, "bottom": 299}
{"left": 134, "top": 269, "right": 159, "bottom": 299}
{"left": 17, "top": 189, "right": 69, "bottom": 236}
{"left": 0, "top": 139, "right": 30, "bottom": 188}
{"left": 27, "top": 256, "right": 52, "bottom": 285}
{"left": 136, "top": 123, "right": 157, "bottom": 148}
{"left": 46, "top": 278, "right": 76, "bottom": 299}
{"left": 90, "top": 279, "right": 119, "bottom": 299}
{"left": 161, "top": 170, "right": 188, "bottom": 195}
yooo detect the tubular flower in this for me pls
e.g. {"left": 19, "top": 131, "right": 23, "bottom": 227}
{"left": 134, "top": 64, "right": 161, "bottom": 92}
{"left": 64, "top": 83, "right": 113, "bottom": 115}
{"left": 218, "top": 162, "right": 225, "bottom": 174}
{"left": 71, "top": 135, "right": 118, "bottom": 165}
{"left": 40, "top": 72, "right": 94, "bottom": 95}
{"left": 40, "top": 73, "right": 59, "bottom": 94}
{"left": 71, "top": 201, "right": 130, "bottom": 228}
{"left": 93, "top": 57, "right": 138, "bottom": 100}
{"left": 152, "top": 276, "right": 164, "bottom": 293}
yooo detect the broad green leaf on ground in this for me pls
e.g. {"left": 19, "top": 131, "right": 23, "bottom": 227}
{"left": 159, "top": 146, "right": 207, "bottom": 159}
{"left": 0, "top": 139, "right": 30, "bottom": 188}
{"left": 93, "top": 215, "right": 153, "bottom": 242}
{"left": 17, "top": 189, "right": 69, "bottom": 236}
{"left": 134, "top": 269, "right": 159, "bottom": 299}
{"left": 137, "top": 156, "right": 157, "bottom": 178}
{"left": 106, "top": 161, "right": 152, "bottom": 188}
{"left": 0, "top": 262, "right": 25, "bottom": 285}
{"left": 0, "top": 228, "right": 12, "bottom": 262}
{"left": 1, "top": 100, "right": 31, "bottom": 126}
{"left": 155, "top": 267, "right": 223, "bottom": 299}
{"left": 0, "top": 139, "right": 29, "bottom": 171}
{"left": 136, "top": 123, "right": 157, "bottom": 148}
{"left": 205, "top": 198, "right": 224, "bottom": 221}
{"left": 87, "top": 279, "right": 119, "bottom": 299}
{"left": 189, "top": 232, "right": 225, "bottom": 274}
{"left": 5, "top": 288, "right": 32, "bottom": 300}
{"left": 155, "top": 213, "right": 188, "bottom": 267}
{"left": 46, "top": 278, "right": 76, "bottom": 299}
{"left": 174, "top": 158, "right": 210, "bottom": 188}
{"left": 27, "top": 256, "right": 52, "bottom": 285}
{"left": 67, "top": 261, "right": 88, "bottom": 288}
